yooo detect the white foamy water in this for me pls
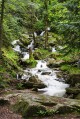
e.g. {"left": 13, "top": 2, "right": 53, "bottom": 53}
{"left": 34, "top": 32, "right": 37, "bottom": 37}
{"left": 12, "top": 40, "right": 69, "bottom": 97}
{"left": 21, "top": 52, "right": 29, "bottom": 61}
{"left": 11, "top": 40, "right": 19, "bottom": 45}
{"left": 40, "top": 31, "right": 45, "bottom": 36}
{"left": 28, "top": 40, "right": 34, "bottom": 49}
{"left": 23, "top": 60, "right": 69, "bottom": 97}
{"left": 13, "top": 45, "right": 21, "bottom": 53}
{"left": 52, "top": 47, "right": 56, "bottom": 52}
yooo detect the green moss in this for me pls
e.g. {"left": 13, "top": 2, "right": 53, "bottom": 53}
{"left": 13, "top": 100, "right": 29, "bottom": 116}
{"left": 25, "top": 59, "right": 37, "bottom": 68}
{"left": 0, "top": 47, "right": 21, "bottom": 89}
{"left": 34, "top": 48, "right": 50, "bottom": 59}
{"left": 60, "top": 64, "right": 80, "bottom": 75}
{"left": 2, "top": 47, "right": 20, "bottom": 70}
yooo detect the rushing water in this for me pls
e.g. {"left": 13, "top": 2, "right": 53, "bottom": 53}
{"left": 22, "top": 60, "right": 69, "bottom": 97}
{"left": 52, "top": 47, "right": 56, "bottom": 53}
{"left": 12, "top": 33, "right": 69, "bottom": 97}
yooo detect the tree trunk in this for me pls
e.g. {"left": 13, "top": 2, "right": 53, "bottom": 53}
{"left": 44, "top": 0, "right": 48, "bottom": 49}
{"left": 33, "top": 32, "right": 36, "bottom": 48}
{"left": 45, "top": 21, "right": 48, "bottom": 49}
{"left": 0, "top": 0, "right": 5, "bottom": 57}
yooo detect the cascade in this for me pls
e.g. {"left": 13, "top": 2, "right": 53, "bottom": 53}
{"left": 12, "top": 33, "right": 69, "bottom": 97}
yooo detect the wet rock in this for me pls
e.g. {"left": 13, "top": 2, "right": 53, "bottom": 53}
{"left": 22, "top": 81, "right": 34, "bottom": 89}
{"left": 33, "top": 83, "right": 47, "bottom": 89}
{"left": 29, "top": 75, "right": 41, "bottom": 83}
{"left": 41, "top": 72, "right": 51, "bottom": 75}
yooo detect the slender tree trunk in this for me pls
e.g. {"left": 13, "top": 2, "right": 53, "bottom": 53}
{"left": 44, "top": 0, "right": 48, "bottom": 49}
{"left": 31, "top": 0, "right": 36, "bottom": 48}
{"left": 33, "top": 32, "right": 36, "bottom": 47}
{"left": 45, "top": 21, "right": 48, "bottom": 49}
{"left": 0, "top": 0, "right": 5, "bottom": 57}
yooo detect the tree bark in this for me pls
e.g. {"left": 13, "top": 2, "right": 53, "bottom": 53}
{"left": 44, "top": 0, "right": 48, "bottom": 49}
{"left": 0, "top": 0, "right": 5, "bottom": 57}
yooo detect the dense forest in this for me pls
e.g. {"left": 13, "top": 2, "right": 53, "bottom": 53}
{"left": 0, "top": 0, "right": 80, "bottom": 119}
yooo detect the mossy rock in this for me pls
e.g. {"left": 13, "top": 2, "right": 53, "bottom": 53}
{"left": 24, "top": 105, "right": 46, "bottom": 117}
{"left": 13, "top": 100, "right": 29, "bottom": 116}
{"left": 29, "top": 75, "right": 41, "bottom": 83}
{"left": 57, "top": 105, "right": 76, "bottom": 114}
{"left": 47, "top": 59, "right": 60, "bottom": 68}
{"left": 66, "top": 88, "right": 80, "bottom": 95}
{"left": 66, "top": 74, "right": 80, "bottom": 86}
{"left": 14, "top": 101, "right": 46, "bottom": 117}
{"left": 40, "top": 101, "right": 57, "bottom": 107}
{"left": 75, "top": 94, "right": 80, "bottom": 99}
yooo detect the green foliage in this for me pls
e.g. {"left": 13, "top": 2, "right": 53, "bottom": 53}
{"left": 13, "top": 100, "right": 29, "bottom": 116}
{"left": 26, "top": 58, "right": 37, "bottom": 68}
{"left": 60, "top": 64, "right": 80, "bottom": 74}
{"left": 2, "top": 47, "right": 20, "bottom": 70}
{"left": 34, "top": 48, "right": 50, "bottom": 59}
{"left": 16, "top": 83, "right": 23, "bottom": 90}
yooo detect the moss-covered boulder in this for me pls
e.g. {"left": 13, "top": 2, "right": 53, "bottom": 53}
{"left": 56, "top": 105, "right": 80, "bottom": 114}
{"left": 24, "top": 105, "right": 46, "bottom": 117}
{"left": 66, "top": 74, "right": 80, "bottom": 87}
{"left": 66, "top": 88, "right": 80, "bottom": 95}
{"left": 29, "top": 75, "right": 41, "bottom": 83}
{"left": 47, "top": 59, "right": 62, "bottom": 68}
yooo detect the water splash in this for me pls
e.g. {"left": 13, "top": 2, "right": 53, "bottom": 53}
{"left": 23, "top": 60, "right": 69, "bottom": 97}
{"left": 52, "top": 47, "right": 56, "bottom": 52}
{"left": 40, "top": 31, "right": 45, "bottom": 36}
{"left": 13, "top": 45, "right": 21, "bottom": 53}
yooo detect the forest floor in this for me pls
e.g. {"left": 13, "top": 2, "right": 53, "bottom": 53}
{"left": 0, "top": 105, "right": 22, "bottom": 119}
{"left": 0, "top": 89, "right": 80, "bottom": 119}
{"left": 0, "top": 105, "right": 80, "bottom": 119}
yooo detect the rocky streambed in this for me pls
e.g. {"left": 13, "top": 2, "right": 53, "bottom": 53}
{"left": 11, "top": 37, "right": 69, "bottom": 97}
{"left": 0, "top": 89, "right": 80, "bottom": 118}
{"left": 4, "top": 34, "right": 79, "bottom": 118}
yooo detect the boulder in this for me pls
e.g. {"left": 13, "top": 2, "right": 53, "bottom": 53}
{"left": 41, "top": 72, "right": 51, "bottom": 75}
{"left": 66, "top": 74, "right": 80, "bottom": 87}
{"left": 2, "top": 90, "right": 80, "bottom": 118}
{"left": 33, "top": 83, "right": 47, "bottom": 90}
{"left": 66, "top": 88, "right": 80, "bottom": 95}
{"left": 47, "top": 58, "right": 63, "bottom": 68}
{"left": 29, "top": 75, "right": 41, "bottom": 83}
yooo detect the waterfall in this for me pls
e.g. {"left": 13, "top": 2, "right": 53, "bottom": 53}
{"left": 12, "top": 36, "right": 69, "bottom": 97}
{"left": 23, "top": 60, "right": 69, "bottom": 97}
{"left": 40, "top": 31, "right": 45, "bottom": 36}
{"left": 52, "top": 47, "right": 56, "bottom": 52}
